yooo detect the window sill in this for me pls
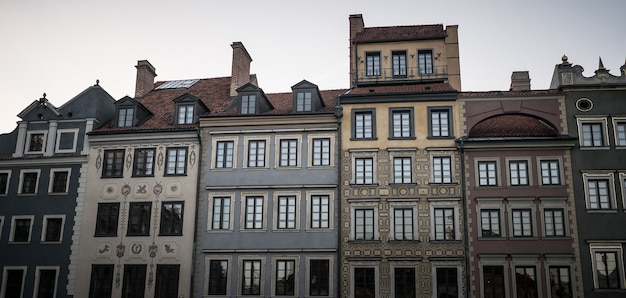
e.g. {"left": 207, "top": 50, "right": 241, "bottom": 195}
{"left": 158, "top": 234, "right": 183, "bottom": 237}
{"left": 126, "top": 234, "right": 151, "bottom": 237}
{"left": 48, "top": 192, "right": 69, "bottom": 195}
{"left": 275, "top": 166, "right": 302, "bottom": 170}
{"left": 131, "top": 175, "right": 156, "bottom": 178}
{"left": 388, "top": 137, "right": 416, "bottom": 141}
{"left": 350, "top": 137, "right": 378, "bottom": 141}
{"left": 587, "top": 209, "right": 618, "bottom": 213}
{"left": 94, "top": 234, "right": 118, "bottom": 237}
{"left": 430, "top": 239, "right": 461, "bottom": 243}
{"left": 8, "top": 241, "right": 31, "bottom": 244}
{"left": 41, "top": 241, "right": 62, "bottom": 244}
{"left": 389, "top": 239, "right": 420, "bottom": 243}
{"left": 17, "top": 193, "right": 37, "bottom": 196}
{"left": 349, "top": 239, "right": 381, "bottom": 243}
{"left": 101, "top": 176, "right": 123, "bottom": 179}
{"left": 427, "top": 136, "right": 455, "bottom": 140}
{"left": 580, "top": 146, "right": 610, "bottom": 150}
{"left": 428, "top": 182, "right": 459, "bottom": 186}
{"left": 478, "top": 237, "right": 506, "bottom": 240}
{"left": 164, "top": 174, "right": 188, "bottom": 177}
{"left": 510, "top": 237, "right": 538, "bottom": 240}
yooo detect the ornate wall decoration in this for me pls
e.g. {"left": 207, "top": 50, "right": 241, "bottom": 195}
{"left": 128, "top": 242, "right": 145, "bottom": 260}
{"left": 161, "top": 242, "right": 178, "bottom": 259}
{"left": 165, "top": 181, "right": 183, "bottom": 197}
{"left": 126, "top": 151, "right": 132, "bottom": 170}
{"left": 153, "top": 182, "right": 163, "bottom": 196}
{"left": 121, "top": 183, "right": 131, "bottom": 196}
{"left": 157, "top": 146, "right": 164, "bottom": 170}
{"left": 101, "top": 183, "right": 118, "bottom": 199}
{"left": 116, "top": 244, "right": 126, "bottom": 258}
{"left": 133, "top": 182, "right": 149, "bottom": 198}
{"left": 96, "top": 242, "right": 112, "bottom": 259}
{"left": 189, "top": 149, "right": 196, "bottom": 168}
{"left": 95, "top": 148, "right": 102, "bottom": 169}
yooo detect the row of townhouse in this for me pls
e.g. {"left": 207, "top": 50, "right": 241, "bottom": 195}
{"left": 1, "top": 13, "right": 625, "bottom": 298}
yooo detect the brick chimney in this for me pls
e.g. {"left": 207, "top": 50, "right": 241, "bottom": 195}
{"left": 349, "top": 14, "right": 364, "bottom": 40}
{"left": 349, "top": 14, "right": 365, "bottom": 87}
{"left": 510, "top": 71, "right": 531, "bottom": 91}
{"left": 230, "top": 42, "right": 253, "bottom": 97}
{"left": 135, "top": 60, "right": 157, "bottom": 98}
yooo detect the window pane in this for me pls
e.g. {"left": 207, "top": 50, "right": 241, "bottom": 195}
{"left": 483, "top": 266, "right": 505, "bottom": 298}
{"left": 480, "top": 209, "right": 500, "bottom": 237}
{"left": 242, "top": 260, "right": 261, "bottom": 295}
{"left": 212, "top": 197, "right": 231, "bottom": 230}
{"left": 160, "top": 202, "right": 183, "bottom": 235}
{"left": 127, "top": 202, "right": 151, "bottom": 236}
{"left": 121, "top": 265, "right": 146, "bottom": 298}
{"left": 45, "top": 218, "right": 63, "bottom": 241}
{"left": 37, "top": 269, "right": 57, "bottom": 298}
{"left": 155, "top": 265, "right": 179, "bottom": 298}
{"left": 354, "top": 268, "right": 376, "bottom": 297}
{"left": 95, "top": 203, "right": 119, "bottom": 236}
{"left": 275, "top": 260, "right": 295, "bottom": 295}
{"left": 208, "top": 260, "right": 228, "bottom": 295}
{"left": 216, "top": 141, "right": 234, "bottom": 168}
{"left": 89, "top": 265, "right": 114, "bottom": 298}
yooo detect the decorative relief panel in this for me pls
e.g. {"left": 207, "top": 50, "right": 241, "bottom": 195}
{"left": 161, "top": 242, "right": 178, "bottom": 260}
{"left": 133, "top": 182, "right": 150, "bottom": 199}
{"left": 128, "top": 242, "right": 146, "bottom": 260}
{"left": 165, "top": 181, "right": 183, "bottom": 197}
{"left": 101, "top": 183, "right": 119, "bottom": 199}
{"left": 95, "top": 242, "right": 113, "bottom": 259}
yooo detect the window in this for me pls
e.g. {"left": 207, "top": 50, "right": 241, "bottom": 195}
{"left": 436, "top": 268, "right": 458, "bottom": 298}
{"left": 177, "top": 104, "right": 194, "bottom": 124}
{"left": 247, "top": 140, "right": 266, "bottom": 167}
{"left": 2, "top": 268, "right": 25, "bottom": 298}
{"left": 365, "top": 52, "right": 381, "bottom": 76}
{"left": 483, "top": 266, "right": 505, "bottom": 298}
{"left": 122, "top": 265, "right": 147, "bottom": 298}
{"left": 215, "top": 141, "right": 234, "bottom": 168}
{"left": 165, "top": 147, "right": 187, "bottom": 175}
{"left": 354, "top": 209, "right": 375, "bottom": 240}
{"left": 540, "top": 159, "right": 561, "bottom": 185}
{"left": 245, "top": 196, "right": 264, "bottom": 229}
{"left": 117, "top": 107, "right": 135, "bottom": 127}
{"left": 353, "top": 110, "right": 375, "bottom": 139}
{"left": 591, "top": 245, "right": 625, "bottom": 289}
{"left": 26, "top": 131, "right": 46, "bottom": 153}
{"left": 211, "top": 197, "right": 231, "bottom": 230}
{"left": 0, "top": 171, "right": 9, "bottom": 195}
{"left": 311, "top": 138, "right": 330, "bottom": 166}
{"left": 393, "top": 157, "right": 412, "bottom": 184}
{"left": 515, "top": 266, "right": 538, "bottom": 297}
{"left": 160, "top": 201, "right": 183, "bottom": 235}
{"left": 42, "top": 215, "right": 64, "bottom": 242}
{"left": 279, "top": 139, "right": 298, "bottom": 167}
{"left": 127, "top": 202, "right": 151, "bottom": 236}
{"left": 133, "top": 148, "right": 155, "bottom": 176}
{"left": 89, "top": 265, "right": 114, "bottom": 298}
{"left": 508, "top": 160, "right": 529, "bottom": 186}
{"left": 10, "top": 216, "right": 33, "bottom": 243}
{"left": 394, "top": 267, "right": 416, "bottom": 298}
{"left": 432, "top": 156, "right": 452, "bottom": 183}
{"left": 354, "top": 267, "right": 376, "bottom": 297}
{"left": 275, "top": 260, "right": 295, "bottom": 295}
{"left": 242, "top": 260, "right": 262, "bottom": 295}
{"left": 434, "top": 208, "right": 455, "bottom": 240}
{"left": 296, "top": 92, "right": 312, "bottom": 112}
{"left": 155, "top": 265, "right": 179, "bottom": 298}
{"left": 615, "top": 120, "right": 626, "bottom": 146}
{"left": 587, "top": 178, "right": 613, "bottom": 209}
{"left": 549, "top": 266, "right": 572, "bottom": 297}
{"left": 208, "top": 260, "right": 229, "bottom": 295}
{"left": 95, "top": 203, "right": 119, "bottom": 237}
{"left": 35, "top": 267, "right": 58, "bottom": 298}
{"left": 480, "top": 209, "right": 501, "bottom": 237}
{"left": 429, "top": 108, "right": 451, "bottom": 138}
{"left": 19, "top": 170, "right": 39, "bottom": 194}
{"left": 309, "top": 259, "right": 330, "bottom": 296}
{"left": 512, "top": 209, "right": 533, "bottom": 237}
{"left": 277, "top": 196, "right": 297, "bottom": 229}
{"left": 55, "top": 129, "right": 78, "bottom": 153}
{"left": 355, "top": 157, "right": 374, "bottom": 184}
{"left": 310, "top": 195, "right": 330, "bottom": 229}
{"left": 49, "top": 169, "right": 69, "bottom": 193}
{"left": 390, "top": 109, "right": 413, "bottom": 138}
{"left": 578, "top": 119, "right": 608, "bottom": 147}
{"left": 418, "top": 50, "right": 434, "bottom": 74}
{"left": 477, "top": 160, "right": 498, "bottom": 186}
{"left": 241, "top": 95, "right": 256, "bottom": 114}
{"left": 393, "top": 208, "right": 414, "bottom": 240}
{"left": 102, "top": 149, "right": 124, "bottom": 177}
{"left": 544, "top": 208, "right": 565, "bottom": 237}
{"left": 392, "top": 50, "right": 407, "bottom": 78}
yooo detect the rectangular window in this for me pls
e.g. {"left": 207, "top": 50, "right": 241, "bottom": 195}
{"left": 309, "top": 260, "right": 330, "bottom": 296}
{"left": 430, "top": 108, "right": 451, "bottom": 137}
{"left": 312, "top": 138, "right": 330, "bottom": 166}
{"left": 127, "top": 202, "right": 151, "bottom": 236}
{"left": 394, "top": 268, "right": 416, "bottom": 298}
{"left": 11, "top": 217, "right": 32, "bottom": 242}
{"left": 478, "top": 161, "right": 498, "bottom": 186}
{"left": 121, "top": 265, "right": 147, "bottom": 298}
{"left": 354, "top": 110, "right": 374, "bottom": 139}
{"left": 247, "top": 140, "right": 266, "bottom": 167}
{"left": 436, "top": 268, "right": 458, "bottom": 298}
{"left": 55, "top": 129, "right": 77, "bottom": 153}
{"left": 616, "top": 121, "right": 626, "bottom": 146}
{"left": 544, "top": 208, "right": 565, "bottom": 237}
{"left": 355, "top": 158, "right": 374, "bottom": 184}
{"left": 418, "top": 50, "right": 434, "bottom": 74}
{"left": 277, "top": 196, "right": 296, "bottom": 229}
{"left": 208, "top": 260, "right": 228, "bottom": 295}
{"left": 245, "top": 197, "right": 264, "bottom": 229}
{"left": 21, "top": 171, "right": 39, "bottom": 194}
{"left": 35, "top": 268, "right": 58, "bottom": 298}
{"left": 483, "top": 266, "right": 505, "bottom": 298}
{"left": 27, "top": 132, "right": 46, "bottom": 153}
{"left": 540, "top": 160, "right": 561, "bottom": 185}
{"left": 160, "top": 201, "right": 183, "bottom": 235}
{"left": 166, "top": 147, "right": 187, "bottom": 175}
{"left": 354, "top": 209, "right": 375, "bottom": 240}
{"left": 549, "top": 266, "right": 572, "bottom": 297}
{"left": 434, "top": 208, "right": 455, "bottom": 240}
{"left": 177, "top": 104, "right": 194, "bottom": 124}
{"left": 509, "top": 160, "right": 529, "bottom": 186}
{"left": 95, "top": 203, "right": 119, "bottom": 237}
{"left": 581, "top": 122, "right": 606, "bottom": 147}
{"left": 216, "top": 141, "right": 234, "bottom": 168}
{"left": 392, "top": 51, "right": 407, "bottom": 78}
{"left": 50, "top": 170, "right": 69, "bottom": 193}
{"left": 515, "top": 266, "right": 538, "bottom": 297}
{"left": 354, "top": 268, "right": 376, "bottom": 297}
{"left": 117, "top": 107, "right": 135, "bottom": 127}
{"left": 89, "top": 265, "right": 114, "bottom": 298}
{"left": 241, "top": 95, "right": 256, "bottom": 114}
{"left": 480, "top": 209, "right": 501, "bottom": 237}
{"left": 393, "top": 208, "right": 414, "bottom": 240}
{"left": 0, "top": 172, "right": 9, "bottom": 195}
{"left": 393, "top": 157, "right": 412, "bottom": 184}
{"left": 212, "top": 197, "right": 231, "bottom": 230}
{"left": 102, "top": 149, "right": 124, "bottom": 177}
{"left": 433, "top": 156, "right": 452, "bottom": 183}
{"left": 391, "top": 109, "right": 412, "bottom": 138}
{"left": 279, "top": 139, "right": 298, "bottom": 167}
{"left": 311, "top": 195, "right": 330, "bottom": 229}
{"left": 593, "top": 249, "right": 623, "bottom": 289}
{"left": 365, "top": 52, "right": 381, "bottom": 77}
{"left": 3, "top": 269, "right": 25, "bottom": 298}
{"left": 43, "top": 217, "right": 64, "bottom": 242}
{"left": 133, "top": 148, "right": 155, "bottom": 176}
{"left": 588, "top": 179, "right": 612, "bottom": 209}
{"left": 512, "top": 209, "right": 533, "bottom": 237}
{"left": 275, "top": 260, "right": 295, "bottom": 295}
{"left": 242, "top": 260, "right": 262, "bottom": 295}
{"left": 155, "top": 265, "right": 179, "bottom": 298}
{"left": 296, "top": 92, "right": 312, "bottom": 112}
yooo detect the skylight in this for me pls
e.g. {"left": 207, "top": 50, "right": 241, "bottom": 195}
{"left": 155, "top": 79, "right": 199, "bottom": 90}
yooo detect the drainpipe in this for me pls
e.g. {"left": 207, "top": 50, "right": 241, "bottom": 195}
{"left": 457, "top": 137, "right": 471, "bottom": 298}
{"left": 334, "top": 98, "right": 344, "bottom": 298}
{"left": 190, "top": 126, "right": 203, "bottom": 297}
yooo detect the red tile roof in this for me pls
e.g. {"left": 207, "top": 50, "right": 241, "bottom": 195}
{"left": 469, "top": 114, "right": 558, "bottom": 137}
{"left": 459, "top": 90, "right": 562, "bottom": 98}
{"left": 344, "top": 82, "right": 456, "bottom": 96}
{"left": 353, "top": 24, "right": 446, "bottom": 43}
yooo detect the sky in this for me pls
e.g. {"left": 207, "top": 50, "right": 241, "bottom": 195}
{"left": 1, "top": 0, "right": 625, "bottom": 133}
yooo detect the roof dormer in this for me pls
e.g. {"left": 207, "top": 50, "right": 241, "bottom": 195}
{"left": 236, "top": 83, "right": 273, "bottom": 115}
{"left": 113, "top": 96, "right": 152, "bottom": 128}
{"left": 172, "top": 93, "right": 210, "bottom": 125}
{"left": 291, "top": 80, "right": 325, "bottom": 113}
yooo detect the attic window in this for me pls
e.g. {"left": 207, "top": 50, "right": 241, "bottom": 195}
{"left": 156, "top": 79, "right": 199, "bottom": 90}
{"left": 296, "top": 92, "right": 312, "bottom": 112}
{"left": 117, "top": 107, "right": 135, "bottom": 127}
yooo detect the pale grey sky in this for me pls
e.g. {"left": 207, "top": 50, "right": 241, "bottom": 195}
{"left": 1, "top": 0, "right": 624, "bottom": 133}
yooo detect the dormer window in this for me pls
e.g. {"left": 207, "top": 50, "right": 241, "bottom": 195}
{"left": 291, "top": 80, "right": 325, "bottom": 114}
{"left": 117, "top": 107, "right": 135, "bottom": 127}
{"left": 296, "top": 92, "right": 312, "bottom": 112}
{"left": 177, "top": 104, "right": 194, "bottom": 124}
{"left": 113, "top": 96, "right": 153, "bottom": 128}
{"left": 25, "top": 131, "right": 47, "bottom": 154}
{"left": 241, "top": 95, "right": 256, "bottom": 114}
{"left": 173, "top": 94, "right": 208, "bottom": 125}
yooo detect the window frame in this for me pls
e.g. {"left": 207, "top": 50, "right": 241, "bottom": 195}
{"left": 308, "top": 134, "right": 334, "bottom": 167}
{"left": 34, "top": 266, "right": 59, "bottom": 298}
{"left": 621, "top": 172, "right": 626, "bottom": 210}
{"left": 540, "top": 197, "right": 568, "bottom": 238}
{"left": 390, "top": 263, "right": 418, "bottom": 298}
{"left": 41, "top": 214, "right": 65, "bottom": 243}
{"left": 271, "top": 257, "right": 299, "bottom": 296}
{"left": 55, "top": 128, "right": 79, "bottom": 153}
{"left": 350, "top": 200, "right": 379, "bottom": 241}
{"left": 1, "top": 266, "right": 27, "bottom": 298}
{"left": 583, "top": 172, "right": 616, "bottom": 211}
{"left": 0, "top": 170, "right": 11, "bottom": 195}
{"left": 433, "top": 266, "right": 461, "bottom": 298}
{"left": 176, "top": 103, "right": 195, "bottom": 124}
{"left": 9, "top": 215, "right": 34, "bottom": 243}
{"left": 127, "top": 202, "right": 152, "bottom": 236}
{"left": 49, "top": 168, "right": 71, "bottom": 194}
{"left": 389, "top": 108, "right": 414, "bottom": 139}
{"left": 241, "top": 94, "right": 257, "bottom": 115}
{"left": 432, "top": 206, "right": 457, "bottom": 241}
{"left": 351, "top": 109, "right": 376, "bottom": 140}
{"left": 392, "top": 156, "right": 412, "bottom": 184}
{"left": 165, "top": 147, "right": 187, "bottom": 176}
{"left": 350, "top": 262, "right": 379, "bottom": 298}
{"left": 155, "top": 264, "right": 180, "bottom": 298}
{"left": 208, "top": 194, "right": 234, "bottom": 231}
{"left": 577, "top": 117, "right": 609, "bottom": 149}
{"left": 244, "top": 137, "right": 269, "bottom": 169}
{"left": 25, "top": 130, "right": 47, "bottom": 154}
{"left": 513, "top": 265, "right": 539, "bottom": 298}
{"left": 132, "top": 148, "right": 156, "bottom": 177}
{"left": 276, "top": 136, "right": 301, "bottom": 168}
{"left": 479, "top": 256, "right": 510, "bottom": 298}
{"left": 274, "top": 192, "right": 300, "bottom": 231}
{"left": 212, "top": 137, "right": 237, "bottom": 169}
{"left": 95, "top": 202, "right": 120, "bottom": 237}
{"left": 121, "top": 264, "right": 147, "bottom": 298}
{"left": 508, "top": 198, "right": 537, "bottom": 238}
{"left": 428, "top": 106, "right": 453, "bottom": 138}
{"left": 391, "top": 50, "right": 407, "bottom": 78}
{"left": 476, "top": 159, "right": 500, "bottom": 187}
{"left": 18, "top": 169, "right": 40, "bottom": 195}
{"left": 418, "top": 49, "right": 434, "bottom": 74}
{"left": 88, "top": 264, "right": 115, "bottom": 298}
{"left": 613, "top": 117, "right": 626, "bottom": 147}
{"left": 538, "top": 157, "right": 563, "bottom": 186}
{"left": 296, "top": 91, "right": 313, "bottom": 112}
{"left": 159, "top": 201, "right": 184, "bottom": 236}
{"left": 239, "top": 257, "right": 265, "bottom": 296}
{"left": 205, "top": 255, "right": 232, "bottom": 296}
{"left": 506, "top": 158, "right": 531, "bottom": 187}
{"left": 102, "top": 149, "right": 125, "bottom": 178}
{"left": 306, "top": 256, "right": 333, "bottom": 297}
{"left": 365, "top": 52, "right": 381, "bottom": 77}
{"left": 389, "top": 200, "right": 419, "bottom": 241}
{"left": 590, "top": 244, "right": 625, "bottom": 289}
{"left": 431, "top": 154, "right": 453, "bottom": 184}
{"left": 306, "top": 191, "right": 334, "bottom": 231}
{"left": 240, "top": 193, "right": 268, "bottom": 231}
{"left": 117, "top": 107, "right": 135, "bottom": 127}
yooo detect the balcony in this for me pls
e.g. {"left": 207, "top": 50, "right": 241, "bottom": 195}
{"left": 355, "top": 65, "right": 448, "bottom": 85}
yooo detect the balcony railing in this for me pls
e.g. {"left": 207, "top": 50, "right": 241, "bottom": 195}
{"left": 355, "top": 65, "right": 448, "bottom": 85}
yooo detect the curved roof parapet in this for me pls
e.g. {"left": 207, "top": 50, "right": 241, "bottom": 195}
{"left": 468, "top": 113, "right": 558, "bottom": 138}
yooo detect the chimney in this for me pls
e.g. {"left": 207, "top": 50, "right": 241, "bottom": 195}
{"left": 349, "top": 14, "right": 364, "bottom": 40}
{"left": 510, "top": 71, "right": 531, "bottom": 91}
{"left": 135, "top": 60, "right": 157, "bottom": 98}
{"left": 230, "top": 42, "right": 253, "bottom": 97}
{"left": 349, "top": 14, "right": 365, "bottom": 88}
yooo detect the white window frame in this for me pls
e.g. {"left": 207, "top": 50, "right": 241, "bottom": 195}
{"left": 430, "top": 201, "right": 460, "bottom": 241}
{"left": 273, "top": 191, "right": 301, "bottom": 231}
{"left": 306, "top": 191, "right": 334, "bottom": 231}
{"left": 583, "top": 172, "right": 616, "bottom": 211}
{"left": 34, "top": 266, "right": 59, "bottom": 298}
{"left": 544, "top": 255, "right": 576, "bottom": 298}
{"left": 539, "top": 197, "right": 569, "bottom": 238}
{"left": 0, "top": 170, "right": 11, "bottom": 196}
{"left": 508, "top": 198, "right": 537, "bottom": 238}
{"left": 211, "top": 136, "right": 238, "bottom": 170}
{"left": 240, "top": 192, "right": 268, "bottom": 232}
{"left": 238, "top": 256, "right": 266, "bottom": 296}
{"left": 589, "top": 243, "right": 625, "bottom": 290}
{"left": 389, "top": 262, "right": 419, "bottom": 298}
{"left": 431, "top": 261, "right": 463, "bottom": 298}
{"left": 430, "top": 151, "right": 454, "bottom": 184}
{"left": 305, "top": 256, "right": 334, "bottom": 297}
{"left": 475, "top": 158, "right": 500, "bottom": 187}
{"left": 243, "top": 136, "right": 270, "bottom": 169}
{"left": 479, "top": 255, "right": 510, "bottom": 298}
{"left": 18, "top": 169, "right": 40, "bottom": 195}
{"left": 207, "top": 193, "right": 235, "bottom": 232}
{"left": 296, "top": 92, "right": 312, "bottom": 112}
{"left": 621, "top": 172, "right": 626, "bottom": 211}
{"left": 476, "top": 198, "right": 505, "bottom": 239}
{"left": 270, "top": 255, "right": 300, "bottom": 296}
{"left": 511, "top": 256, "right": 541, "bottom": 297}
{"left": 25, "top": 130, "right": 47, "bottom": 154}
{"left": 1, "top": 266, "right": 27, "bottom": 298}
{"left": 0, "top": 216, "right": 4, "bottom": 239}
{"left": 54, "top": 128, "right": 79, "bottom": 153}
{"left": 506, "top": 157, "right": 532, "bottom": 186}
{"left": 307, "top": 134, "right": 335, "bottom": 167}
{"left": 350, "top": 149, "right": 378, "bottom": 185}
{"left": 176, "top": 103, "right": 195, "bottom": 124}
{"left": 41, "top": 214, "right": 65, "bottom": 243}
{"left": 48, "top": 168, "right": 71, "bottom": 194}
{"left": 389, "top": 199, "right": 419, "bottom": 241}
{"left": 204, "top": 255, "right": 232, "bottom": 296}
{"left": 9, "top": 215, "right": 34, "bottom": 243}
{"left": 577, "top": 117, "right": 609, "bottom": 149}
{"left": 276, "top": 135, "right": 302, "bottom": 168}
{"left": 349, "top": 261, "right": 380, "bottom": 298}
{"left": 613, "top": 117, "right": 626, "bottom": 148}
{"left": 537, "top": 157, "right": 564, "bottom": 186}
{"left": 349, "top": 199, "right": 380, "bottom": 241}
{"left": 392, "top": 156, "right": 412, "bottom": 184}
